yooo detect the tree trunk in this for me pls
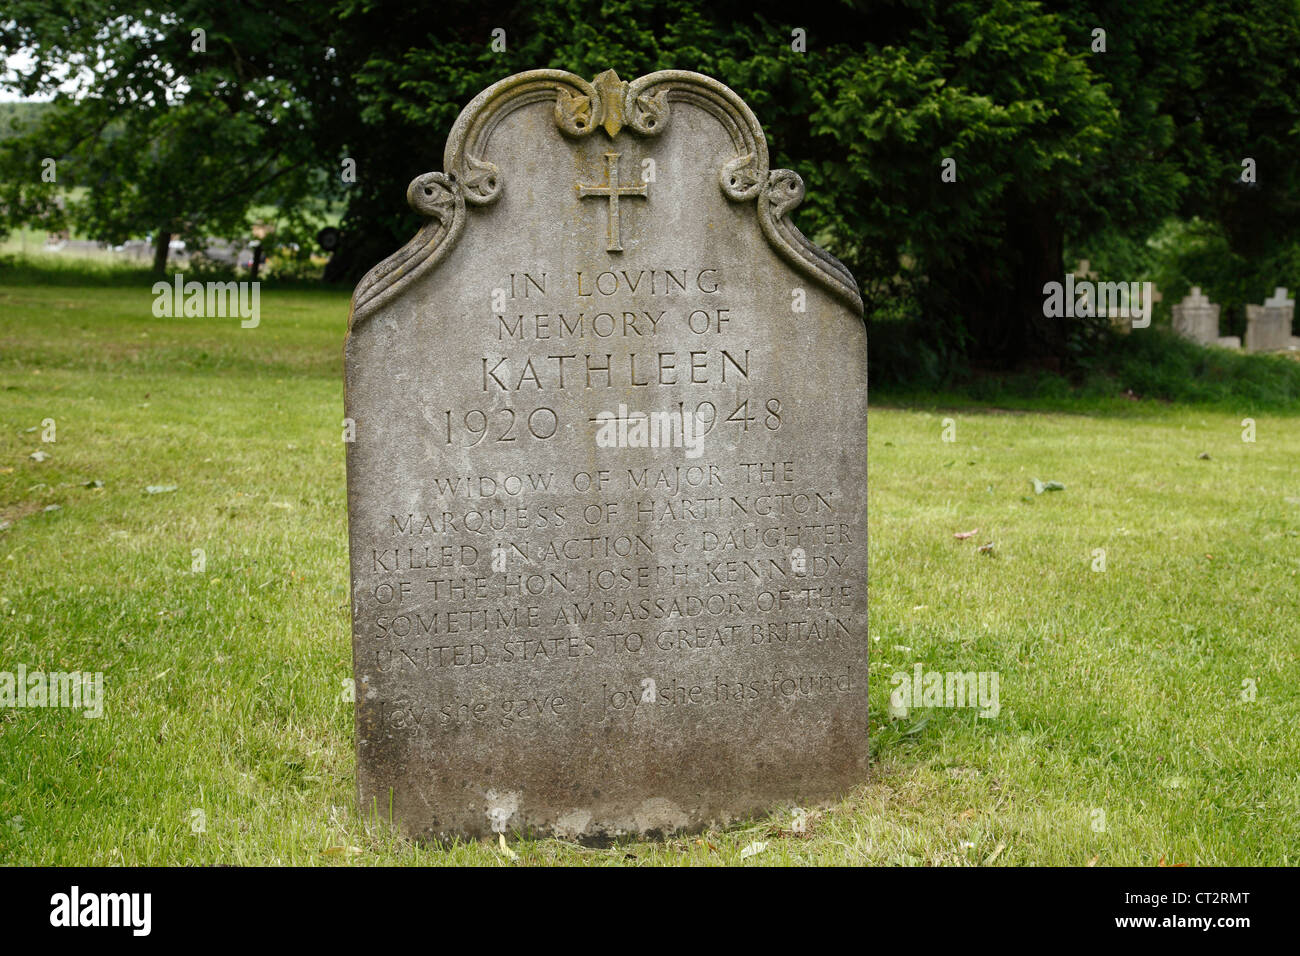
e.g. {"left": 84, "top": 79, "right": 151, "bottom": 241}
{"left": 1019, "top": 201, "right": 1066, "bottom": 364}
{"left": 964, "top": 200, "right": 1065, "bottom": 368}
{"left": 152, "top": 231, "right": 172, "bottom": 277}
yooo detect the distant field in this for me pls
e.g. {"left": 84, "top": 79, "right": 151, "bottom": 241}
{"left": 0, "top": 282, "right": 1297, "bottom": 864}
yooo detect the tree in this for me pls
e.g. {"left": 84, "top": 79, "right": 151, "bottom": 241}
{"left": 0, "top": 0, "right": 335, "bottom": 273}
{"left": 5, "top": 0, "right": 1298, "bottom": 370}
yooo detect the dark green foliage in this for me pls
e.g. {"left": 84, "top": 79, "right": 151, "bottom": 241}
{"left": 3, "top": 0, "right": 1299, "bottom": 371}
{"left": 872, "top": 322, "right": 1300, "bottom": 411}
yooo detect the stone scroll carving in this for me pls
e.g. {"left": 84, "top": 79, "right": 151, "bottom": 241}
{"left": 349, "top": 69, "right": 862, "bottom": 326}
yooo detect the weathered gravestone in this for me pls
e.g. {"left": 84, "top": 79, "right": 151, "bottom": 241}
{"left": 1245, "top": 287, "right": 1299, "bottom": 352}
{"left": 1172, "top": 286, "right": 1239, "bottom": 349}
{"left": 345, "top": 69, "right": 868, "bottom": 842}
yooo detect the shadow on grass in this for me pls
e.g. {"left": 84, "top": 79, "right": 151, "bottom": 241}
{"left": 0, "top": 253, "right": 351, "bottom": 292}
{"left": 871, "top": 324, "right": 1300, "bottom": 415}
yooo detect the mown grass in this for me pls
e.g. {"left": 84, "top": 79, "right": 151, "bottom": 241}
{"left": 0, "top": 280, "right": 1297, "bottom": 865}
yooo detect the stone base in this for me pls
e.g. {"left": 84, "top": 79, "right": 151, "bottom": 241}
{"left": 1213, "top": 336, "right": 1241, "bottom": 349}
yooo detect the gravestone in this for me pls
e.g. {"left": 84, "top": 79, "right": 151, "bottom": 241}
{"left": 1245, "top": 287, "right": 1299, "bottom": 352}
{"left": 1172, "top": 286, "right": 1239, "bottom": 348}
{"left": 1074, "top": 260, "right": 1159, "bottom": 334}
{"left": 344, "top": 69, "right": 868, "bottom": 842}
{"left": 1171, "top": 287, "right": 1217, "bottom": 343}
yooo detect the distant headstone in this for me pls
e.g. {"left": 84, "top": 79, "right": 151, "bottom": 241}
{"left": 1172, "top": 286, "right": 1239, "bottom": 348}
{"left": 1172, "top": 287, "right": 1215, "bottom": 343}
{"left": 1245, "top": 287, "right": 1299, "bottom": 352}
{"left": 344, "top": 69, "right": 868, "bottom": 842}
{"left": 1072, "top": 262, "right": 1158, "bottom": 334}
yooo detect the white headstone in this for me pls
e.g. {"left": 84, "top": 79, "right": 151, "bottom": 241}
{"left": 1172, "top": 286, "right": 1221, "bottom": 345}
{"left": 1246, "top": 287, "right": 1296, "bottom": 352}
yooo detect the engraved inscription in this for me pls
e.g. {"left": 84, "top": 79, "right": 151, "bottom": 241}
{"left": 346, "top": 67, "right": 866, "bottom": 843}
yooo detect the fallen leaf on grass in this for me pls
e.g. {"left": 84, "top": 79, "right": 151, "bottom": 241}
{"left": 977, "top": 542, "right": 995, "bottom": 554}
{"left": 740, "top": 841, "right": 768, "bottom": 860}
{"left": 954, "top": 528, "right": 979, "bottom": 539}
{"left": 1197, "top": 452, "right": 1211, "bottom": 460}
{"left": 29, "top": 451, "right": 50, "bottom": 462}
{"left": 322, "top": 846, "right": 363, "bottom": 857}
{"left": 1086, "top": 855, "right": 1099, "bottom": 867}
{"left": 497, "top": 833, "right": 519, "bottom": 861}
{"left": 145, "top": 485, "right": 178, "bottom": 495}
{"left": 983, "top": 842, "right": 1007, "bottom": 865}
{"left": 1031, "top": 478, "right": 1065, "bottom": 494}
{"left": 887, "top": 690, "right": 908, "bottom": 719}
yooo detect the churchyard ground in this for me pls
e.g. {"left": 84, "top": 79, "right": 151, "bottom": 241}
{"left": 1, "top": 281, "right": 1297, "bottom": 865}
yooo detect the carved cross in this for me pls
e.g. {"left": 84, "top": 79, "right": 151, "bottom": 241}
{"left": 577, "top": 152, "right": 648, "bottom": 252}
{"left": 1265, "top": 286, "right": 1294, "bottom": 309}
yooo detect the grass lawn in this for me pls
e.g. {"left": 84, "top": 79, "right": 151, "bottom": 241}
{"left": 0, "top": 280, "right": 1297, "bottom": 865}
